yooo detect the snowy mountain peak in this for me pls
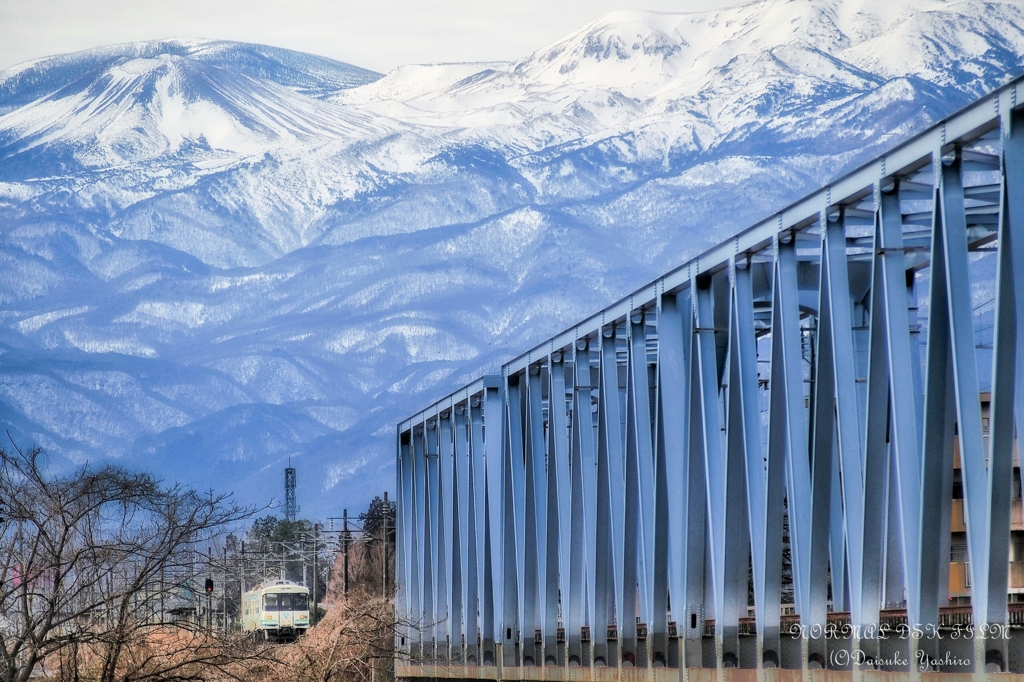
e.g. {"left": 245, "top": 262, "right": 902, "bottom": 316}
{"left": 0, "top": 38, "right": 382, "bottom": 117}
{"left": 512, "top": 0, "right": 1024, "bottom": 97}
{"left": 0, "top": 46, "right": 388, "bottom": 173}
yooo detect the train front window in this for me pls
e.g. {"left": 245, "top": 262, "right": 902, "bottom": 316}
{"left": 264, "top": 593, "right": 308, "bottom": 610}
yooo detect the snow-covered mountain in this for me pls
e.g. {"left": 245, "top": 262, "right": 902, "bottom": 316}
{"left": 1, "top": 0, "right": 1022, "bottom": 517}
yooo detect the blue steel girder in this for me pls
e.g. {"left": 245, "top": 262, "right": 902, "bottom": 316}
{"left": 469, "top": 397, "right": 487, "bottom": 655}
{"left": 568, "top": 344, "right": 595, "bottom": 662}
{"left": 453, "top": 401, "right": 471, "bottom": 657}
{"left": 655, "top": 293, "right": 688, "bottom": 634}
{"left": 437, "top": 411, "right": 452, "bottom": 655}
{"left": 730, "top": 264, "right": 766, "bottom": 648}
{"left": 541, "top": 359, "right": 565, "bottom": 655}
{"left": 720, "top": 263, "right": 754, "bottom": 664}
{"left": 694, "top": 277, "right": 727, "bottom": 642}
{"left": 394, "top": 77, "right": 1024, "bottom": 673}
{"left": 624, "top": 310, "right": 656, "bottom": 646}
{"left": 682, "top": 290, "right": 708, "bottom": 664}
{"left": 597, "top": 325, "right": 625, "bottom": 637}
{"left": 523, "top": 367, "right": 545, "bottom": 653}
{"left": 501, "top": 376, "right": 526, "bottom": 662}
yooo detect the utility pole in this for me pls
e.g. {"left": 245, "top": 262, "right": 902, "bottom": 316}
{"left": 240, "top": 541, "right": 247, "bottom": 630}
{"left": 160, "top": 564, "right": 165, "bottom": 625}
{"left": 383, "top": 491, "right": 389, "bottom": 597}
{"left": 312, "top": 524, "right": 319, "bottom": 624}
{"left": 206, "top": 548, "right": 212, "bottom": 631}
{"left": 343, "top": 509, "right": 349, "bottom": 597}
{"left": 223, "top": 545, "right": 228, "bottom": 634}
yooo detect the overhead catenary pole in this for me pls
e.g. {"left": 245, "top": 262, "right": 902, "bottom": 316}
{"left": 223, "top": 545, "right": 228, "bottom": 634}
{"left": 207, "top": 548, "right": 212, "bottom": 631}
{"left": 313, "top": 523, "right": 319, "bottom": 624}
{"left": 344, "top": 509, "right": 350, "bottom": 597}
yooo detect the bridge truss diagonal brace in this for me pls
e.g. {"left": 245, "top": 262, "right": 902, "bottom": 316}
{"left": 567, "top": 346, "right": 595, "bottom": 660}
{"left": 985, "top": 108, "right": 1024, "bottom": 630}
{"left": 655, "top": 293, "right": 691, "bottom": 640}
{"left": 500, "top": 377, "right": 526, "bottom": 662}
{"left": 681, "top": 293, "right": 709, "bottom": 664}
{"left": 437, "top": 410, "right": 454, "bottom": 654}
{"left": 875, "top": 185, "right": 923, "bottom": 628}
{"left": 726, "top": 260, "right": 784, "bottom": 666}
{"left": 523, "top": 369, "right": 546, "bottom": 652}
{"left": 768, "top": 238, "right": 812, "bottom": 621}
{"left": 720, "top": 263, "right": 756, "bottom": 663}
{"left": 469, "top": 399, "right": 489, "bottom": 650}
{"left": 819, "top": 213, "right": 873, "bottom": 633}
{"left": 543, "top": 356, "right": 571, "bottom": 654}
{"left": 820, "top": 213, "right": 867, "bottom": 618}
{"left": 453, "top": 402, "right": 473, "bottom": 657}
{"left": 623, "top": 312, "right": 656, "bottom": 647}
{"left": 937, "top": 154, "right": 988, "bottom": 629}
{"left": 483, "top": 378, "right": 505, "bottom": 648}
{"left": 595, "top": 325, "right": 626, "bottom": 640}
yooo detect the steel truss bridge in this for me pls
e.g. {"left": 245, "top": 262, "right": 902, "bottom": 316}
{"left": 395, "top": 75, "right": 1024, "bottom": 677}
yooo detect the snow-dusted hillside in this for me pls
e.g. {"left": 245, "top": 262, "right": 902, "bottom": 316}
{"left": 1, "top": 0, "right": 1022, "bottom": 517}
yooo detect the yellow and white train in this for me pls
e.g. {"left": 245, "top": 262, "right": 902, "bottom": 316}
{"left": 241, "top": 580, "right": 311, "bottom": 642}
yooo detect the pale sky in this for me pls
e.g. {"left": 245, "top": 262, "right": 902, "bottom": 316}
{"left": 1, "top": 0, "right": 749, "bottom": 74}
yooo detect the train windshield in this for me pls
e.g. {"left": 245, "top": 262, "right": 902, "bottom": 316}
{"left": 263, "top": 593, "right": 309, "bottom": 611}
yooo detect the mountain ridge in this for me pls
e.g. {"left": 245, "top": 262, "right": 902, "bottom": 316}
{"left": 1, "top": 0, "right": 1023, "bottom": 516}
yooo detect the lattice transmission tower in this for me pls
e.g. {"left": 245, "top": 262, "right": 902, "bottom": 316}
{"left": 284, "top": 463, "right": 297, "bottom": 522}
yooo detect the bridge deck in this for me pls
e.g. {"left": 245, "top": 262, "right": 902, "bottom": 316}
{"left": 398, "top": 665, "right": 1024, "bottom": 681}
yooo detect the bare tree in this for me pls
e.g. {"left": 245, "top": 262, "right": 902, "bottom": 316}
{"left": 274, "top": 591, "right": 402, "bottom": 682}
{"left": 0, "top": 443, "right": 259, "bottom": 682}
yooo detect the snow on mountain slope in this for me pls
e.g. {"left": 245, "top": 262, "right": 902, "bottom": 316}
{"left": 0, "top": 53, "right": 388, "bottom": 170}
{"left": 335, "top": 62, "right": 511, "bottom": 106}
{"left": 0, "top": 39, "right": 381, "bottom": 116}
{"left": 0, "top": 0, "right": 1023, "bottom": 516}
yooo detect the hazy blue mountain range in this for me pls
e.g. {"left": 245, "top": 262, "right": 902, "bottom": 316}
{"left": 1, "top": 0, "right": 1022, "bottom": 517}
